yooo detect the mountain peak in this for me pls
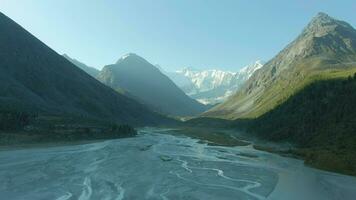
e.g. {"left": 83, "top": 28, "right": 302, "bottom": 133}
{"left": 309, "top": 12, "right": 336, "bottom": 27}
{"left": 303, "top": 12, "right": 354, "bottom": 37}
{"left": 121, "top": 52, "right": 139, "bottom": 59}
{"left": 116, "top": 53, "right": 147, "bottom": 64}
{"left": 315, "top": 12, "right": 332, "bottom": 21}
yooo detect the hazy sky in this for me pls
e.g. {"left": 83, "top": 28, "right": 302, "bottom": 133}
{"left": 1, "top": 0, "right": 356, "bottom": 71}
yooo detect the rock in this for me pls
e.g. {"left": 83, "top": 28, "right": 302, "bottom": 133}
{"left": 159, "top": 155, "right": 173, "bottom": 162}
{"left": 139, "top": 144, "right": 153, "bottom": 151}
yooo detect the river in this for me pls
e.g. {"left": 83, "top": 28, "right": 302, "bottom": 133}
{"left": 0, "top": 127, "right": 355, "bottom": 200}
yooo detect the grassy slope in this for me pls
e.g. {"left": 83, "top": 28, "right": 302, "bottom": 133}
{"left": 236, "top": 73, "right": 356, "bottom": 175}
{"left": 248, "top": 61, "right": 356, "bottom": 118}
{"left": 220, "top": 59, "right": 356, "bottom": 119}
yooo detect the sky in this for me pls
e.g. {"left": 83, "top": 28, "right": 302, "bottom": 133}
{"left": 1, "top": 0, "right": 356, "bottom": 71}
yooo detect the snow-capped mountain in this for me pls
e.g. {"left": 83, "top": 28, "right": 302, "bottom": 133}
{"left": 166, "top": 61, "right": 264, "bottom": 105}
{"left": 235, "top": 60, "right": 264, "bottom": 80}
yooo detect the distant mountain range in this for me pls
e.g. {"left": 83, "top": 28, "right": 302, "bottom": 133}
{"left": 165, "top": 61, "right": 264, "bottom": 105}
{"left": 0, "top": 12, "right": 169, "bottom": 126}
{"left": 63, "top": 53, "right": 263, "bottom": 109}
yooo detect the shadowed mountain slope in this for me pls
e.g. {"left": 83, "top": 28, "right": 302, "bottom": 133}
{"left": 97, "top": 53, "right": 207, "bottom": 116}
{"left": 0, "top": 12, "right": 171, "bottom": 126}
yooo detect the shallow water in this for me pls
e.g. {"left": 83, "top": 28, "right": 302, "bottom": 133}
{"left": 0, "top": 127, "right": 355, "bottom": 200}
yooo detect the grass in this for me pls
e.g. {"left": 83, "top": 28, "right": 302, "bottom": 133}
{"left": 246, "top": 66, "right": 356, "bottom": 119}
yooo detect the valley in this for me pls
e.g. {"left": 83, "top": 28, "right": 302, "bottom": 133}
{"left": 0, "top": 3, "right": 356, "bottom": 199}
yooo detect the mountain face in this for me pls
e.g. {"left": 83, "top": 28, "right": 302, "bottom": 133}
{"left": 62, "top": 54, "right": 100, "bottom": 77}
{"left": 97, "top": 53, "right": 207, "bottom": 116}
{"left": 0, "top": 12, "right": 170, "bottom": 126}
{"left": 204, "top": 12, "right": 356, "bottom": 119}
{"left": 166, "top": 61, "right": 263, "bottom": 105}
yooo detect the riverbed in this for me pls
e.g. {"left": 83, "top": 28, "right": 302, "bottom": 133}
{"left": 0, "top": 127, "right": 355, "bottom": 200}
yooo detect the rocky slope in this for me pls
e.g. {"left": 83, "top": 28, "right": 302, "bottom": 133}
{"left": 204, "top": 12, "right": 356, "bottom": 119}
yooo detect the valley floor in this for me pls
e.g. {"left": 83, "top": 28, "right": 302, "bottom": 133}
{"left": 0, "top": 127, "right": 355, "bottom": 200}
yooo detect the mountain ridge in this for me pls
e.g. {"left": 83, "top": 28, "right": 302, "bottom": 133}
{"left": 97, "top": 53, "right": 207, "bottom": 116}
{"left": 62, "top": 54, "right": 100, "bottom": 78}
{"left": 204, "top": 12, "right": 356, "bottom": 119}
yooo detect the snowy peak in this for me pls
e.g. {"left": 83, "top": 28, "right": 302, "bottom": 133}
{"left": 238, "top": 60, "right": 264, "bottom": 79}
{"left": 166, "top": 60, "right": 264, "bottom": 104}
{"left": 180, "top": 69, "right": 237, "bottom": 92}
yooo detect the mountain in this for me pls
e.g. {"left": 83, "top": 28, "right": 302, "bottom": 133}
{"left": 97, "top": 53, "right": 207, "bottom": 116}
{"left": 166, "top": 61, "right": 264, "bottom": 105}
{"left": 204, "top": 12, "right": 356, "bottom": 119}
{"left": 0, "top": 12, "right": 171, "bottom": 126}
{"left": 62, "top": 54, "right": 100, "bottom": 77}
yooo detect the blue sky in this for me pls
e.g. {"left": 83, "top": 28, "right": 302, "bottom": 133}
{"left": 1, "top": 0, "right": 356, "bottom": 71}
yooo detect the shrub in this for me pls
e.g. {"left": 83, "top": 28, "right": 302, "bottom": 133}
{"left": 0, "top": 111, "right": 33, "bottom": 131}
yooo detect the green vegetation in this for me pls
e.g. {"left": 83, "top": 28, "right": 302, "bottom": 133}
{"left": 0, "top": 111, "right": 35, "bottom": 131}
{"left": 236, "top": 74, "right": 356, "bottom": 175}
{"left": 0, "top": 111, "right": 137, "bottom": 146}
{"left": 243, "top": 65, "right": 356, "bottom": 119}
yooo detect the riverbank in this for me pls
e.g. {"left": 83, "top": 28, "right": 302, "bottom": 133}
{"left": 0, "top": 124, "right": 137, "bottom": 151}
{"left": 0, "top": 136, "right": 108, "bottom": 152}
{"left": 171, "top": 125, "right": 356, "bottom": 177}
{"left": 166, "top": 127, "right": 250, "bottom": 147}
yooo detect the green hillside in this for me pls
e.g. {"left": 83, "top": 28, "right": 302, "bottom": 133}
{"left": 237, "top": 74, "right": 356, "bottom": 175}
{"left": 204, "top": 13, "right": 356, "bottom": 119}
